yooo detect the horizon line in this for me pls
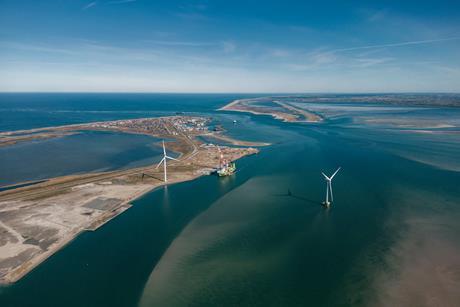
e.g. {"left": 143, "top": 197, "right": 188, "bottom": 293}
{"left": 1, "top": 91, "right": 459, "bottom": 95}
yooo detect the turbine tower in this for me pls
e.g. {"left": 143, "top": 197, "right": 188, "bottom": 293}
{"left": 217, "top": 145, "right": 225, "bottom": 168}
{"left": 321, "top": 167, "right": 341, "bottom": 207}
{"left": 156, "top": 140, "right": 179, "bottom": 182}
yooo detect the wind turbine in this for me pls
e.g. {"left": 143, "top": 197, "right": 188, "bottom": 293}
{"left": 156, "top": 140, "right": 179, "bottom": 183}
{"left": 321, "top": 167, "right": 341, "bottom": 207}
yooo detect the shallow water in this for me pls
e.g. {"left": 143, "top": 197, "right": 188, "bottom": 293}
{"left": 0, "top": 94, "right": 459, "bottom": 307}
{"left": 0, "top": 130, "right": 163, "bottom": 186}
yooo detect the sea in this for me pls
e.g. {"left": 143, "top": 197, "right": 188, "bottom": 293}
{"left": 0, "top": 93, "right": 459, "bottom": 306}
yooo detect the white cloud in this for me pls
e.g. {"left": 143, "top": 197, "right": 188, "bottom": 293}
{"left": 108, "top": 0, "right": 137, "bottom": 4}
{"left": 285, "top": 63, "right": 313, "bottom": 71}
{"left": 354, "top": 57, "right": 393, "bottom": 68}
{"left": 358, "top": 8, "right": 389, "bottom": 22}
{"left": 270, "top": 49, "right": 291, "bottom": 57}
{"left": 333, "top": 37, "right": 460, "bottom": 53}
{"left": 82, "top": 1, "right": 97, "bottom": 10}
{"left": 368, "top": 10, "right": 388, "bottom": 22}
{"left": 222, "top": 41, "right": 236, "bottom": 53}
{"left": 146, "top": 40, "right": 216, "bottom": 47}
{"left": 179, "top": 3, "right": 208, "bottom": 11}
{"left": 310, "top": 51, "right": 337, "bottom": 65}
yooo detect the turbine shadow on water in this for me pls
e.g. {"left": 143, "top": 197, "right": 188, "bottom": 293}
{"left": 273, "top": 189, "right": 323, "bottom": 207}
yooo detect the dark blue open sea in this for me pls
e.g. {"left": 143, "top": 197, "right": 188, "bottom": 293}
{"left": 1, "top": 93, "right": 459, "bottom": 306}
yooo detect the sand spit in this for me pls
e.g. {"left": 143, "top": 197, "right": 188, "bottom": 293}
{"left": 0, "top": 131, "right": 80, "bottom": 148}
{"left": 0, "top": 116, "right": 262, "bottom": 284}
{"left": 202, "top": 132, "right": 271, "bottom": 147}
{"left": 219, "top": 99, "right": 323, "bottom": 123}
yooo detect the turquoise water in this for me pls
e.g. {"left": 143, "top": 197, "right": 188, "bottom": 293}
{"left": 0, "top": 94, "right": 459, "bottom": 306}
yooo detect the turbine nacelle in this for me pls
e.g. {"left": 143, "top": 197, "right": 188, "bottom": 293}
{"left": 322, "top": 167, "right": 340, "bottom": 181}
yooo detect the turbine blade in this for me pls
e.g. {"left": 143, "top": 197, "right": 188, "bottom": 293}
{"left": 166, "top": 156, "right": 179, "bottom": 161}
{"left": 156, "top": 157, "right": 165, "bottom": 169}
{"left": 162, "top": 140, "right": 166, "bottom": 156}
{"left": 330, "top": 167, "right": 341, "bottom": 179}
{"left": 321, "top": 172, "right": 330, "bottom": 180}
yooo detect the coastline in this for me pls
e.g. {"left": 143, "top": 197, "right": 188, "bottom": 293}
{"left": 0, "top": 115, "right": 262, "bottom": 285}
{"left": 219, "top": 99, "right": 323, "bottom": 123}
{"left": 0, "top": 170, "right": 205, "bottom": 285}
{"left": 202, "top": 132, "right": 271, "bottom": 147}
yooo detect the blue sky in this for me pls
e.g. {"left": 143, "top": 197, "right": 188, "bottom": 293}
{"left": 1, "top": 0, "right": 459, "bottom": 92}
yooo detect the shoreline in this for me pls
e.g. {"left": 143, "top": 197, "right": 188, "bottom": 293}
{"left": 219, "top": 99, "right": 323, "bottom": 123}
{"left": 0, "top": 171, "right": 202, "bottom": 285}
{"left": 0, "top": 149, "right": 258, "bottom": 285}
{"left": 201, "top": 132, "right": 271, "bottom": 147}
{"left": 0, "top": 115, "right": 262, "bottom": 285}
